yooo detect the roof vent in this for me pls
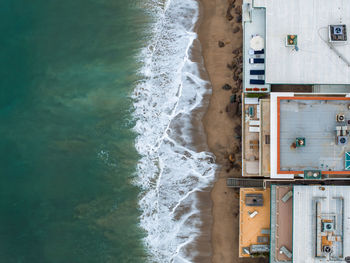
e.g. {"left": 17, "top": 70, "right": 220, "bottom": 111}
{"left": 336, "top": 114, "right": 345, "bottom": 122}
{"left": 323, "top": 245, "right": 332, "bottom": 253}
{"left": 337, "top": 136, "right": 348, "bottom": 145}
{"left": 322, "top": 222, "right": 334, "bottom": 232}
{"left": 329, "top": 25, "right": 347, "bottom": 43}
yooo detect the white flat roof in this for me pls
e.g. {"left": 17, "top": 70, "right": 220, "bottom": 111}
{"left": 270, "top": 92, "right": 350, "bottom": 178}
{"left": 293, "top": 185, "right": 350, "bottom": 263}
{"left": 280, "top": 99, "right": 350, "bottom": 172}
{"left": 261, "top": 0, "right": 350, "bottom": 85}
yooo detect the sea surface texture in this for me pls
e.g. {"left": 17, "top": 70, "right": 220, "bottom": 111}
{"left": 0, "top": 0, "right": 215, "bottom": 262}
{"left": 133, "top": 0, "right": 216, "bottom": 262}
{"left": 0, "top": 0, "right": 150, "bottom": 262}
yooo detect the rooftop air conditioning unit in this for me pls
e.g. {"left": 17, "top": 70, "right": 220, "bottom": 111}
{"left": 329, "top": 25, "right": 347, "bottom": 43}
{"left": 338, "top": 136, "right": 348, "bottom": 145}
{"left": 323, "top": 245, "right": 332, "bottom": 253}
{"left": 337, "top": 114, "right": 345, "bottom": 122}
{"left": 322, "top": 222, "right": 334, "bottom": 232}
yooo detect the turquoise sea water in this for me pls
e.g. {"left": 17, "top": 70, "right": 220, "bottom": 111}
{"left": 0, "top": 1, "right": 150, "bottom": 262}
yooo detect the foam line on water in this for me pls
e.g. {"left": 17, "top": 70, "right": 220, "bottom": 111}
{"left": 170, "top": 187, "right": 200, "bottom": 215}
{"left": 132, "top": 0, "right": 216, "bottom": 261}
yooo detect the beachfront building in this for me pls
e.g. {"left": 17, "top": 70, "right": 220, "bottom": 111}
{"left": 241, "top": 0, "right": 350, "bottom": 177}
{"left": 238, "top": 185, "right": 350, "bottom": 262}
{"left": 238, "top": 188, "right": 270, "bottom": 258}
{"left": 243, "top": 92, "right": 350, "bottom": 178}
{"left": 239, "top": 2, "right": 350, "bottom": 259}
{"left": 242, "top": 0, "right": 350, "bottom": 93}
{"left": 270, "top": 93, "right": 350, "bottom": 179}
{"left": 270, "top": 185, "right": 350, "bottom": 263}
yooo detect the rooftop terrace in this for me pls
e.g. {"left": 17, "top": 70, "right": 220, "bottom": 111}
{"left": 242, "top": 4, "right": 270, "bottom": 93}
{"left": 239, "top": 188, "right": 270, "bottom": 257}
{"left": 242, "top": 95, "right": 271, "bottom": 177}
{"left": 293, "top": 185, "right": 350, "bottom": 263}
{"left": 278, "top": 97, "right": 350, "bottom": 175}
{"left": 270, "top": 185, "right": 293, "bottom": 263}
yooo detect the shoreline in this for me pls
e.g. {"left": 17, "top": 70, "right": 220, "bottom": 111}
{"left": 180, "top": 6, "right": 214, "bottom": 261}
{"left": 133, "top": 0, "right": 220, "bottom": 261}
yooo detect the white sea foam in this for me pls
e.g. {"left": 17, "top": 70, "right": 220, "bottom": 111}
{"left": 133, "top": 0, "right": 216, "bottom": 262}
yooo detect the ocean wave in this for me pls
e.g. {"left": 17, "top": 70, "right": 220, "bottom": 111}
{"left": 132, "top": 0, "right": 216, "bottom": 262}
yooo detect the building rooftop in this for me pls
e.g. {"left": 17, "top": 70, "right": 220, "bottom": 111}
{"left": 242, "top": 4, "right": 271, "bottom": 93}
{"left": 243, "top": 100, "right": 260, "bottom": 176}
{"left": 270, "top": 93, "right": 350, "bottom": 178}
{"left": 278, "top": 97, "right": 350, "bottom": 174}
{"left": 252, "top": 0, "right": 350, "bottom": 85}
{"left": 270, "top": 185, "right": 293, "bottom": 263}
{"left": 242, "top": 96, "right": 271, "bottom": 177}
{"left": 239, "top": 188, "right": 270, "bottom": 257}
{"left": 293, "top": 185, "right": 350, "bottom": 263}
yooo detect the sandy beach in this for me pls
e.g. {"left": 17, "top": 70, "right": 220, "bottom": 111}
{"left": 197, "top": 0, "right": 267, "bottom": 262}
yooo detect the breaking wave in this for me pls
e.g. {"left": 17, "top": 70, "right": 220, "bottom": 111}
{"left": 132, "top": 0, "right": 216, "bottom": 262}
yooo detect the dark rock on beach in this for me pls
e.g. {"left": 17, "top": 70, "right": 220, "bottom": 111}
{"left": 226, "top": 12, "right": 234, "bottom": 21}
{"left": 234, "top": 124, "right": 242, "bottom": 137}
{"left": 231, "top": 86, "right": 239, "bottom": 93}
{"left": 218, "top": 41, "right": 225, "bottom": 47}
{"left": 233, "top": 26, "right": 240, "bottom": 33}
{"left": 235, "top": 6, "right": 242, "bottom": 15}
{"left": 222, "top": 84, "right": 232, "bottom": 90}
{"left": 232, "top": 47, "right": 241, "bottom": 55}
{"left": 226, "top": 0, "right": 236, "bottom": 21}
{"left": 230, "top": 94, "right": 237, "bottom": 103}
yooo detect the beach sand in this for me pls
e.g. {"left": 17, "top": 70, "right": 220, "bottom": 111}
{"left": 197, "top": 0, "right": 268, "bottom": 262}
